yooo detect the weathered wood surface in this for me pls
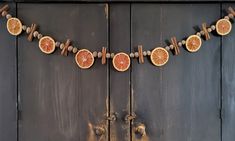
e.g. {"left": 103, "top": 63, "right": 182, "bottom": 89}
{"left": 222, "top": 3, "right": 235, "bottom": 141}
{"left": 17, "top": 3, "right": 108, "bottom": 141}
{"left": 13, "top": 0, "right": 235, "bottom": 2}
{"left": 1, "top": 2, "right": 235, "bottom": 141}
{"left": 0, "top": 3, "right": 17, "bottom": 141}
{"left": 131, "top": 4, "right": 221, "bottom": 141}
{"left": 109, "top": 4, "right": 131, "bottom": 141}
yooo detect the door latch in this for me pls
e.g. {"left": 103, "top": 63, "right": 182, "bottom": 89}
{"left": 105, "top": 112, "right": 117, "bottom": 122}
{"left": 134, "top": 123, "right": 146, "bottom": 137}
{"left": 124, "top": 113, "right": 136, "bottom": 122}
{"left": 94, "top": 125, "right": 106, "bottom": 136}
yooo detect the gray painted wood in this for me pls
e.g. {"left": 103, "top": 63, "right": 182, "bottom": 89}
{"left": 13, "top": 0, "right": 235, "bottom": 3}
{"left": 0, "top": 3, "right": 17, "bottom": 141}
{"left": 222, "top": 3, "right": 235, "bottom": 141}
{"left": 17, "top": 3, "right": 108, "bottom": 141}
{"left": 1, "top": 2, "right": 235, "bottom": 141}
{"left": 0, "top": 0, "right": 14, "bottom": 2}
{"left": 131, "top": 4, "right": 221, "bottom": 141}
{"left": 109, "top": 4, "right": 131, "bottom": 141}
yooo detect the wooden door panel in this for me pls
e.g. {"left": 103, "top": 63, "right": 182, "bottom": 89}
{"left": 0, "top": 3, "right": 17, "bottom": 141}
{"left": 131, "top": 4, "right": 221, "bottom": 141}
{"left": 222, "top": 3, "right": 235, "bottom": 141}
{"left": 14, "top": 0, "right": 235, "bottom": 3}
{"left": 18, "top": 3, "right": 108, "bottom": 141}
{"left": 109, "top": 4, "right": 131, "bottom": 141}
{"left": 0, "top": 2, "right": 231, "bottom": 141}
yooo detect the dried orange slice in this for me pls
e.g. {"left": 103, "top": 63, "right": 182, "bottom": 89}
{"left": 39, "top": 36, "right": 56, "bottom": 54}
{"left": 150, "top": 47, "right": 169, "bottom": 67}
{"left": 7, "top": 17, "right": 22, "bottom": 36}
{"left": 75, "top": 49, "right": 94, "bottom": 69}
{"left": 216, "top": 19, "right": 232, "bottom": 36}
{"left": 112, "top": 52, "right": 130, "bottom": 72}
{"left": 185, "top": 35, "right": 202, "bottom": 52}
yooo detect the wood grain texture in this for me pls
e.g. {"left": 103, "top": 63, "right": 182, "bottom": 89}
{"left": 17, "top": 3, "right": 108, "bottom": 141}
{"left": 109, "top": 4, "right": 131, "bottom": 141}
{"left": 1, "top": 2, "right": 234, "bottom": 141}
{"left": 13, "top": 0, "right": 235, "bottom": 3}
{"left": 222, "top": 3, "right": 235, "bottom": 141}
{"left": 0, "top": 0, "right": 14, "bottom": 2}
{"left": 131, "top": 4, "right": 221, "bottom": 141}
{"left": 0, "top": 3, "right": 17, "bottom": 141}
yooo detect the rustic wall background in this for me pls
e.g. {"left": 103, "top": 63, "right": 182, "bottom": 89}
{"left": 0, "top": 1, "right": 235, "bottom": 141}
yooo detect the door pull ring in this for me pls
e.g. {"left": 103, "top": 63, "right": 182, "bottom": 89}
{"left": 94, "top": 125, "right": 106, "bottom": 136}
{"left": 135, "top": 123, "right": 146, "bottom": 137}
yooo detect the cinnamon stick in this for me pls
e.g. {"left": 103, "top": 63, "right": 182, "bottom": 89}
{"left": 171, "top": 37, "right": 180, "bottom": 55}
{"left": 0, "top": 4, "right": 9, "bottom": 15}
{"left": 102, "top": 47, "right": 107, "bottom": 64}
{"left": 61, "top": 39, "right": 70, "bottom": 56}
{"left": 202, "top": 23, "right": 210, "bottom": 40}
{"left": 228, "top": 7, "right": 235, "bottom": 16}
{"left": 138, "top": 45, "right": 144, "bottom": 64}
{"left": 27, "top": 23, "right": 37, "bottom": 42}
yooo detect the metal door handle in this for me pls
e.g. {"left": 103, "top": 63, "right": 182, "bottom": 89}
{"left": 124, "top": 113, "right": 147, "bottom": 137}
{"left": 134, "top": 123, "right": 146, "bottom": 137}
{"left": 94, "top": 125, "right": 106, "bottom": 136}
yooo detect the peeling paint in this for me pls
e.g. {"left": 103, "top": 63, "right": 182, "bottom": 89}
{"left": 104, "top": 4, "right": 109, "bottom": 20}
{"left": 106, "top": 96, "right": 109, "bottom": 117}
{"left": 87, "top": 122, "right": 96, "bottom": 141}
{"left": 133, "top": 133, "right": 149, "bottom": 141}
{"left": 87, "top": 122, "right": 106, "bottom": 141}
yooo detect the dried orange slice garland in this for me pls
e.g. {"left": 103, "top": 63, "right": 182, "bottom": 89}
{"left": 7, "top": 17, "right": 22, "bottom": 36}
{"left": 185, "top": 35, "right": 202, "bottom": 52}
{"left": 39, "top": 36, "right": 56, "bottom": 54}
{"left": 112, "top": 53, "right": 130, "bottom": 72}
{"left": 2, "top": 4, "right": 235, "bottom": 72}
{"left": 75, "top": 49, "right": 94, "bottom": 69}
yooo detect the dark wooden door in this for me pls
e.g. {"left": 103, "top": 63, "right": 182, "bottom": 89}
{"left": 0, "top": 1, "right": 235, "bottom": 141}
{"left": 131, "top": 4, "right": 221, "bottom": 141}
{"left": 18, "top": 3, "right": 109, "bottom": 141}
{"left": 0, "top": 3, "right": 17, "bottom": 141}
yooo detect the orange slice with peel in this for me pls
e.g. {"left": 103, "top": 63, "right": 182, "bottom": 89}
{"left": 112, "top": 52, "right": 130, "bottom": 72}
{"left": 150, "top": 47, "right": 169, "bottom": 67}
{"left": 216, "top": 19, "right": 232, "bottom": 36}
{"left": 7, "top": 17, "right": 22, "bottom": 36}
{"left": 185, "top": 35, "right": 202, "bottom": 52}
{"left": 39, "top": 36, "right": 56, "bottom": 54}
{"left": 75, "top": 49, "right": 94, "bottom": 69}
